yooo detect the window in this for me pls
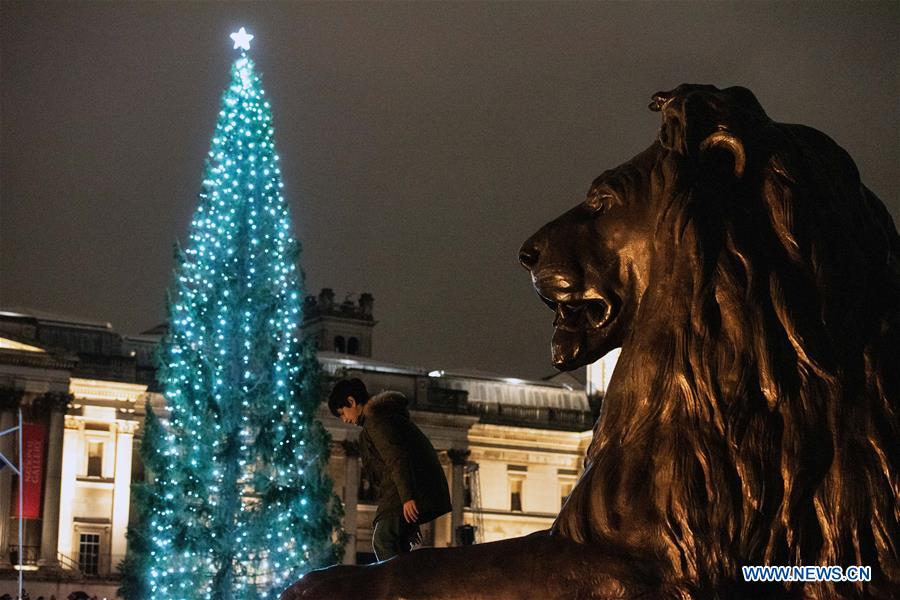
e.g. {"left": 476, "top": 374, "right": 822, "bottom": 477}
{"left": 463, "top": 472, "right": 472, "bottom": 508}
{"left": 347, "top": 337, "right": 359, "bottom": 355}
{"left": 358, "top": 475, "right": 376, "bottom": 502}
{"left": 560, "top": 481, "right": 574, "bottom": 508}
{"left": 78, "top": 533, "right": 100, "bottom": 575}
{"left": 558, "top": 469, "right": 578, "bottom": 508}
{"left": 507, "top": 465, "right": 527, "bottom": 512}
{"left": 87, "top": 441, "right": 103, "bottom": 477}
{"left": 509, "top": 478, "right": 523, "bottom": 512}
{"left": 334, "top": 336, "right": 345, "bottom": 353}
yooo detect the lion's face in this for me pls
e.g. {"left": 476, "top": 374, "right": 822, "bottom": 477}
{"left": 519, "top": 145, "right": 660, "bottom": 371}
{"left": 521, "top": 85, "right": 766, "bottom": 371}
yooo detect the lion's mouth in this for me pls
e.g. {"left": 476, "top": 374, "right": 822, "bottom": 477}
{"left": 547, "top": 298, "right": 613, "bottom": 332}
{"left": 538, "top": 292, "right": 619, "bottom": 369}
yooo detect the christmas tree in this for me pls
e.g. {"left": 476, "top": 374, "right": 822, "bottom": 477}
{"left": 122, "top": 28, "right": 344, "bottom": 600}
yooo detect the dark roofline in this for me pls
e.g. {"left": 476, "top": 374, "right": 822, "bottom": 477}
{"left": 0, "top": 308, "right": 113, "bottom": 332}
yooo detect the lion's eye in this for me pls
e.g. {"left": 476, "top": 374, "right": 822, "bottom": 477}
{"left": 584, "top": 194, "right": 612, "bottom": 214}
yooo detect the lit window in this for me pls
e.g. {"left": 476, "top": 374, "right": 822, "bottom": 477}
{"left": 78, "top": 533, "right": 100, "bottom": 575}
{"left": 87, "top": 441, "right": 103, "bottom": 477}
{"left": 509, "top": 478, "right": 523, "bottom": 512}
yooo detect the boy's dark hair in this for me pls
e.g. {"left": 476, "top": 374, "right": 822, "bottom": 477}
{"left": 328, "top": 378, "right": 369, "bottom": 417}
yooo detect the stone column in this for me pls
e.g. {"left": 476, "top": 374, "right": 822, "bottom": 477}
{"left": 55, "top": 416, "right": 82, "bottom": 562}
{"left": 0, "top": 388, "right": 22, "bottom": 566}
{"left": 38, "top": 393, "right": 70, "bottom": 568}
{"left": 447, "top": 449, "right": 470, "bottom": 546}
{"left": 341, "top": 441, "right": 360, "bottom": 565}
{"left": 110, "top": 420, "right": 137, "bottom": 570}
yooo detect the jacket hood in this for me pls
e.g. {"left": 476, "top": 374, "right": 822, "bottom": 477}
{"left": 365, "top": 391, "right": 410, "bottom": 419}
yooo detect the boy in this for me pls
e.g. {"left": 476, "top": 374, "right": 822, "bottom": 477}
{"left": 329, "top": 378, "right": 452, "bottom": 561}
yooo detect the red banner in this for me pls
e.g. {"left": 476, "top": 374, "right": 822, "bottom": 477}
{"left": 13, "top": 423, "right": 45, "bottom": 519}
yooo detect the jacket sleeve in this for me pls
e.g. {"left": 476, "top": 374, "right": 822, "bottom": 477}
{"left": 368, "top": 414, "right": 416, "bottom": 503}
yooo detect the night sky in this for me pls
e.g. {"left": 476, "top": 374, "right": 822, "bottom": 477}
{"left": 2, "top": 2, "right": 897, "bottom": 381}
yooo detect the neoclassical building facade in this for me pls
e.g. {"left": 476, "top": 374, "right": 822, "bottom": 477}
{"left": 0, "top": 296, "right": 607, "bottom": 597}
{"left": 0, "top": 312, "right": 164, "bottom": 599}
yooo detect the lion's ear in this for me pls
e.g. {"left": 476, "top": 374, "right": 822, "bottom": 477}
{"left": 650, "top": 86, "right": 746, "bottom": 179}
{"left": 700, "top": 129, "right": 745, "bottom": 179}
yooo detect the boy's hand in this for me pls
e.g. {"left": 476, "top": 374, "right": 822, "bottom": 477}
{"left": 403, "top": 499, "right": 419, "bottom": 523}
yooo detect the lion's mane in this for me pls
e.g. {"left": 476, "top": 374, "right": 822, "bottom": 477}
{"left": 553, "top": 86, "right": 899, "bottom": 599}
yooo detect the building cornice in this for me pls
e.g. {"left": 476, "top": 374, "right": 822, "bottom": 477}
{"left": 69, "top": 378, "right": 148, "bottom": 403}
{"left": 0, "top": 348, "right": 77, "bottom": 371}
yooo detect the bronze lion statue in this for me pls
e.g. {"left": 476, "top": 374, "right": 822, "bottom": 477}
{"left": 283, "top": 84, "right": 899, "bottom": 599}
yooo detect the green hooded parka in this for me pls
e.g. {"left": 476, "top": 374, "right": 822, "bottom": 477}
{"left": 358, "top": 391, "right": 452, "bottom": 525}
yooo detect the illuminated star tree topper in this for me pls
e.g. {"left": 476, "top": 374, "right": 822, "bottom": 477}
{"left": 230, "top": 26, "right": 254, "bottom": 51}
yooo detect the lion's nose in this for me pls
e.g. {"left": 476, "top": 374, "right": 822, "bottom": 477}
{"left": 518, "top": 239, "right": 541, "bottom": 270}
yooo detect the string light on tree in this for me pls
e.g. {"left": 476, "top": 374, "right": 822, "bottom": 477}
{"left": 121, "top": 28, "right": 344, "bottom": 600}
